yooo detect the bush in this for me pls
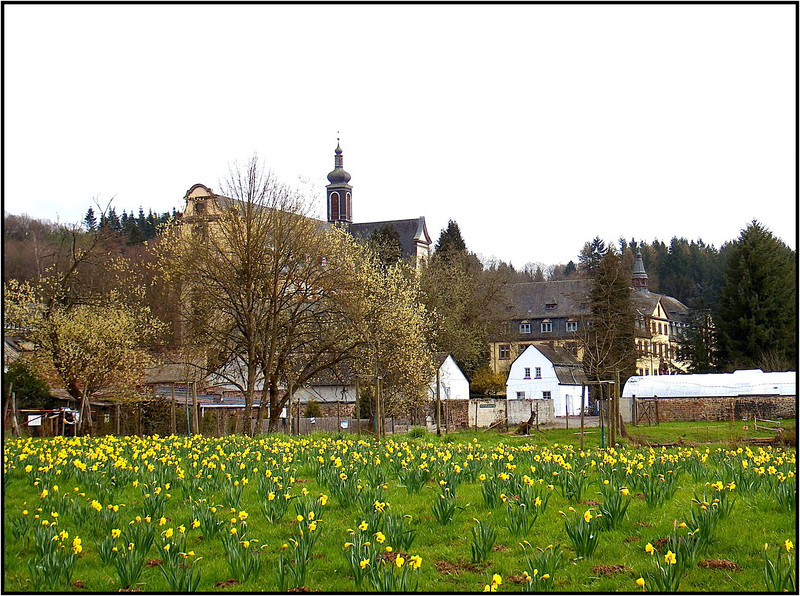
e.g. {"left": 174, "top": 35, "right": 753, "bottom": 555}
{"left": 3, "top": 359, "right": 53, "bottom": 409}
{"left": 407, "top": 426, "right": 428, "bottom": 438}
{"left": 303, "top": 400, "right": 322, "bottom": 419}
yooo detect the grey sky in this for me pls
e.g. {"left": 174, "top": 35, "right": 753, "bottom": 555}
{"left": 4, "top": 4, "right": 796, "bottom": 267}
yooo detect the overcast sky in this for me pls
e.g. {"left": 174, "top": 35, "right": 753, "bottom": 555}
{"left": 4, "top": 4, "right": 796, "bottom": 267}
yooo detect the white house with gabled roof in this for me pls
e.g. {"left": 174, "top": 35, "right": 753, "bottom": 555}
{"left": 506, "top": 344, "right": 588, "bottom": 416}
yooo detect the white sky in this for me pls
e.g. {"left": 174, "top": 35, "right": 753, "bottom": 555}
{"left": 4, "top": 4, "right": 796, "bottom": 268}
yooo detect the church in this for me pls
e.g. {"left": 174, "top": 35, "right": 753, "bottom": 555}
{"left": 323, "top": 141, "right": 432, "bottom": 267}
{"left": 182, "top": 142, "right": 432, "bottom": 266}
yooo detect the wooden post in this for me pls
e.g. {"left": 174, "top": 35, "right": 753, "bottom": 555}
{"left": 376, "top": 377, "right": 383, "bottom": 441}
{"left": 654, "top": 395, "right": 660, "bottom": 425}
{"left": 355, "top": 377, "right": 361, "bottom": 437}
{"left": 435, "top": 369, "right": 441, "bottom": 436}
{"left": 170, "top": 384, "right": 177, "bottom": 435}
{"left": 185, "top": 381, "right": 191, "bottom": 435}
{"left": 565, "top": 397, "right": 569, "bottom": 430}
{"left": 191, "top": 382, "right": 199, "bottom": 435}
{"left": 580, "top": 384, "right": 585, "bottom": 450}
{"left": 116, "top": 404, "right": 121, "bottom": 436}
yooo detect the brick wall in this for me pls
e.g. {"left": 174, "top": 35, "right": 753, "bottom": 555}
{"left": 633, "top": 395, "right": 796, "bottom": 423}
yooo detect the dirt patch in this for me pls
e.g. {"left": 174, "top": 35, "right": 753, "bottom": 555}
{"left": 382, "top": 551, "right": 409, "bottom": 564}
{"left": 492, "top": 545, "right": 509, "bottom": 552}
{"left": 581, "top": 500, "right": 602, "bottom": 506}
{"left": 624, "top": 536, "right": 641, "bottom": 543}
{"left": 214, "top": 579, "right": 240, "bottom": 588}
{"left": 634, "top": 521, "right": 652, "bottom": 528}
{"left": 653, "top": 538, "right": 669, "bottom": 550}
{"left": 699, "top": 559, "right": 742, "bottom": 571}
{"left": 72, "top": 580, "right": 86, "bottom": 589}
{"left": 146, "top": 558, "right": 161, "bottom": 567}
{"left": 591, "top": 564, "right": 629, "bottom": 576}
{"left": 287, "top": 588, "right": 311, "bottom": 593}
{"left": 506, "top": 575, "right": 528, "bottom": 585}
{"left": 435, "top": 560, "right": 490, "bottom": 575}
{"left": 633, "top": 493, "right": 646, "bottom": 501}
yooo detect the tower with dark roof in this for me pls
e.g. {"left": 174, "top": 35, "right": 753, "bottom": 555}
{"left": 326, "top": 141, "right": 352, "bottom": 223}
{"left": 632, "top": 250, "right": 649, "bottom": 294}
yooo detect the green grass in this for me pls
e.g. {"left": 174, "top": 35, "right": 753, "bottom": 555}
{"left": 3, "top": 430, "right": 796, "bottom": 592}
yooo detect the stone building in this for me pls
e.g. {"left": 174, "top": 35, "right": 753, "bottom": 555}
{"left": 488, "top": 251, "right": 690, "bottom": 377}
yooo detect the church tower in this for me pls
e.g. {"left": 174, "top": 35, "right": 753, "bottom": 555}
{"left": 326, "top": 141, "right": 352, "bottom": 223}
{"left": 632, "top": 249, "right": 649, "bottom": 294}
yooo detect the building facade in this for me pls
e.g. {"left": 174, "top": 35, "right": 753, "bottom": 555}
{"left": 488, "top": 252, "right": 690, "bottom": 377}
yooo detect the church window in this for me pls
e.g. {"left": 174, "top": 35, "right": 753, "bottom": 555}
{"left": 330, "top": 192, "right": 340, "bottom": 220}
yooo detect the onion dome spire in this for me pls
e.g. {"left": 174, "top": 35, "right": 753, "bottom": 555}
{"left": 327, "top": 139, "right": 351, "bottom": 184}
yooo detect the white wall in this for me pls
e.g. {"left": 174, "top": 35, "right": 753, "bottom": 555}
{"left": 506, "top": 346, "right": 586, "bottom": 416}
{"left": 430, "top": 355, "right": 470, "bottom": 400}
{"left": 467, "top": 398, "right": 556, "bottom": 428}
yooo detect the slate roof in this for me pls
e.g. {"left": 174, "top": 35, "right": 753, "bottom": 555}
{"left": 630, "top": 291, "right": 690, "bottom": 323}
{"left": 503, "top": 280, "right": 593, "bottom": 319}
{"left": 348, "top": 218, "right": 431, "bottom": 259}
{"left": 528, "top": 344, "right": 588, "bottom": 385}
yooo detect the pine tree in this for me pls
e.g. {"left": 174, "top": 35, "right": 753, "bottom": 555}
{"left": 578, "top": 237, "right": 608, "bottom": 276}
{"left": 435, "top": 220, "right": 467, "bottom": 257}
{"left": 83, "top": 207, "right": 97, "bottom": 231}
{"left": 716, "top": 221, "right": 796, "bottom": 370}
{"left": 581, "top": 251, "right": 637, "bottom": 383}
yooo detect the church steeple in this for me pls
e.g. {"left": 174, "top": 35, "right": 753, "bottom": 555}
{"left": 632, "top": 249, "right": 649, "bottom": 294}
{"left": 326, "top": 139, "right": 352, "bottom": 223}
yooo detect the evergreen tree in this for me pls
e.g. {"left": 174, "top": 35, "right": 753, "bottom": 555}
{"left": 435, "top": 219, "right": 467, "bottom": 257}
{"left": 677, "top": 292, "right": 720, "bottom": 373}
{"left": 563, "top": 260, "right": 577, "bottom": 278}
{"left": 716, "top": 220, "right": 796, "bottom": 370}
{"left": 581, "top": 251, "right": 637, "bottom": 384}
{"left": 83, "top": 207, "right": 97, "bottom": 231}
{"left": 578, "top": 237, "right": 609, "bottom": 276}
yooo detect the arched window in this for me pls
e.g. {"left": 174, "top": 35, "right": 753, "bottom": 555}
{"left": 345, "top": 192, "right": 352, "bottom": 220}
{"left": 330, "top": 192, "right": 340, "bottom": 221}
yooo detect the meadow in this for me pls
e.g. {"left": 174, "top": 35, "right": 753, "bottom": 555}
{"left": 3, "top": 426, "right": 796, "bottom": 592}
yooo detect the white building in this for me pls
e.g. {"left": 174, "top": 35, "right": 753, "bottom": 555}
{"left": 429, "top": 353, "right": 470, "bottom": 401}
{"left": 621, "top": 369, "right": 796, "bottom": 399}
{"left": 506, "top": 344, "right": 588, "bottom": 416}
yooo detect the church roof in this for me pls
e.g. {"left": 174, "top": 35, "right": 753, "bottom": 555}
{"left": 349, "top": 217, "right": 431, "bottom": 259}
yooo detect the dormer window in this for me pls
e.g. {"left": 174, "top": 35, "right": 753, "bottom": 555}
{"left": 566, "top": 319, "right": 578, "bottom": 332}
{"left": 545, "top": 303, "right": 557, "bottom": 310}
{"left": 194, "top": 201, "right": 206, "bottom": 215}
{"left": 519, "top": 321, "right": 531, "bottom": 334}
{"left": 541, "top": 319, "right": 553, "bottom": 333}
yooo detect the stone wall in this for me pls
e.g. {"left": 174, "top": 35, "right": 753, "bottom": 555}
{"left": 467, "top": 399, "right": 556, "bottom": 429}
{"left": 629, "top": 395, "right": 796, "bottom": 423}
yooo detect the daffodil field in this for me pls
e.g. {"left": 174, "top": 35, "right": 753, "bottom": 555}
{"left": 3, "top": 432, "right": 796, "bottom": 592}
